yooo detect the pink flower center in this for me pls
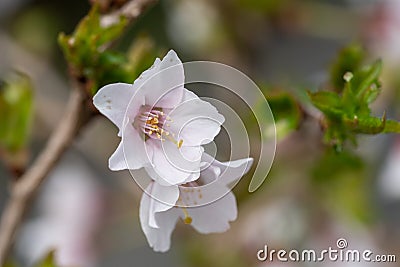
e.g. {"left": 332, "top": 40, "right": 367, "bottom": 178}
{"left": 138, "top": 108, "right": 183, "bottom": 148}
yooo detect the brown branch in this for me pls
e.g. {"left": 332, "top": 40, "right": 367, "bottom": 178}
{"left": 99, "top": 0, "right": 157, "bottom": 26}
{"left": 0, "top": 1, "right": 158, "bottom": 264}
{"left": 0, "top": 87, "right": 92, "bottom": 265}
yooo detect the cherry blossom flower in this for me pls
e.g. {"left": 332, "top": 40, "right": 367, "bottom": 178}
{"left": 93, "top": 50, "right": 225, "bottom": 185}
{"left": 16, "top": 156, "right": 104, "bottom": 267}
{"left": 139, "top": 153, "right": 253, "bottom": 252}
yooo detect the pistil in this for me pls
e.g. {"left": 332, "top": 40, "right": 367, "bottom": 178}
{"left": 138, "top": 109, "right": 183, "bottom": 148}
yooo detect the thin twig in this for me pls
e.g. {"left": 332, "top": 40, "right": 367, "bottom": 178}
{"left": 0, "top": 0, "right": 158, "bottom": 264}
{"left": 0, "top": 87, "right": 92, "bottom": 265}
{"left": 100, "top": 0, "right": 158, "bottom": 27}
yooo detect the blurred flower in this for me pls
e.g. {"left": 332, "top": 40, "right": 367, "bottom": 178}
{"left": 379, "top": 137, "right": 400, "bottom": 201}
{"left": 16, "top": 155, "right": 104, "bottom": 267}
{"left": 240, "top": 199, "right": 306, "bottom": 249}
{"left": 364, "top": 1, "right": 400, "bottom": 68}
{"left": 93, "top": 50, "right": 224, "bottom": 185}
{"left": 140, "top": 153, "right": 253, "bottom": 252}
{"left": 166, "top": 0, "right": 221, "bottom": 54}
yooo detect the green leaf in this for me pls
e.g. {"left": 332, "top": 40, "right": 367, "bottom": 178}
{"left": 312, "top": 150, "right": 372, "bottom": 223}
{"left": 308, "top": 91, "right": 343, "bottom": 118}
{"left": 383, "top": 119, "right": 400, "bottom": 133}
{"left": 330, "top": 44, "right": 364, "bottom": 91}
{"left": 311, "top": 44, "right": 400, "bottom": 149}
{"left": 363, "top": 83, "right": 380, "bottom": 104}
{"left": 312, "top": 150, "right": 364, "bottom": 183}
{"left": 265, "top": 92, "right": 301, "bottom": 140}
{"left": 344, "top": 113, "right": 386, "bottom": 135}
{"left": 341, "top": 76, "right": 358, "bottom": 115}
{"left": 3, "top": 261, "right": 18, "bottom": 267}
{"left": 34, "top": 251, "right": 58, "bottom": 267}
{"left": 235, "top": 0, "right": 290, "bottom": 15}
{"left": 58, "top": 5, "right": 128, "bottom": 70}
{"left": 322, "top": 122, "right": 354, "bottom": 148}
{"left": 354, "top": 59, "right": 382, "bottom": 100}
{"left": 0, "top": 72, "right": 33, "bottom": 152}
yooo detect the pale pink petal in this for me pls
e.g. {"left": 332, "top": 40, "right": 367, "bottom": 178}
{"left": 145, "top": 139, "right": 202, "bottom": 186}
{"left": 134, "top": 50, "right": 184, "bottom": 109}
{"left": 109, "top": 119, "right": 153, "bottom": 170}
{"left": 147, "top": 183, "right": 179, "bottom": 228}
{"left": 139, "top": 183, "right": 180, "bottom": 252}
{"left": 108, "top": 141, "right": 126, "bottom": 171}
{"left": 185, "top": 191, "right": 237, "bottom": 234}
{"left": 201, "top": 153, "right": 253, "bottom": 186}
{"left": 93, "top": 83, "right": 144, "bottom": 135}
{"left": 197, "top": 163, "right": 220, "bottom": 185}
{"left": 166, "top": 89, "right": 225, "bottom": 146}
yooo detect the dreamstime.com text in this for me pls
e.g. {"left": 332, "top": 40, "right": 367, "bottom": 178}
{"left": 257, "top": 238, "right": 396, "bottom": 263}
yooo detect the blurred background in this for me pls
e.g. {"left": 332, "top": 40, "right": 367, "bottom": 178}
{"left": 1, "top": 0, "right": 400, "bottom": 266}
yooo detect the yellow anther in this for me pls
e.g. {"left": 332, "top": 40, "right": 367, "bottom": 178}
{"left": 184, "top": 216, "right": 193, "bottom": 224}
{"left": 182, "top": 207, "right": 192, "bottom": 224}
{"left": 142, "top": 110, "right": 184, "bottom": 148}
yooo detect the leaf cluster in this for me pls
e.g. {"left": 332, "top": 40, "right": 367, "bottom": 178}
{"left": 58, "top": 5, "right": 140, "bottom": 94}
{"left": 265, "top": 91, "right": 302, "bottom": 140}
{"left": 0, "top": 72, "right": 33, "bottom": 153}
{"left": 309, "top": 45, "right": 400, "bottom": 151}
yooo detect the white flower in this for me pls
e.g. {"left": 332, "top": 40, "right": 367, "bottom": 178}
{"left": 93, "top": 50, "right": 225, "bottom": 185}
{"left": 139, "top": 153, "right": 253, "bottom": 252}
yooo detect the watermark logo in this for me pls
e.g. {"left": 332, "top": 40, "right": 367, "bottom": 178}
{"left": 257, "top": 238, "right": 396, "bottom": 263}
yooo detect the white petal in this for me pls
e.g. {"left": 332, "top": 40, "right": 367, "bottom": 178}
{"left": 198, "top": 164, "right": 220, "bottom": 185}
{"left": 134, "top": 50, "right": 184, "bottom": 109}
{"left": 186, "top": 190, "right": 237, "bottom": 234}
{"left": 167, "top": 89, "right": 225, "bottom": 146}
{"left": 146, "top": 139, "right": 202, "bottom": 186}
{"left": 202, "top": 153, "right": 253, "bottom": 186}
{"left": 147, "top": 183, "right": 179, "bottom": 228}
{"left": 108, "top": 141, "right": 126, "bottom": 171}
{"left": 139, "top": 184, "right": 180, "bottom": 252}
{"left": 109, "top": 120, "right": 153, "bottom": 170}
{"left": 93, "top": 83, "right": 144, "bottom": 135}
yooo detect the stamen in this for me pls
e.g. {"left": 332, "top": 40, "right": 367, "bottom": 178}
{"left": 182, "top": 207, "right": 192, "bottom": 225}
{"left": 139, "top": 109, "right": 184, "bottom": 148}
{"left": 177, "top": 197, "right": 193, "bottom": 225}
{"left": 164, "top": 134, "right": 183, "bottom": 148}
{"left": 184, "top": 216, "right": 193, "bottom": 225}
